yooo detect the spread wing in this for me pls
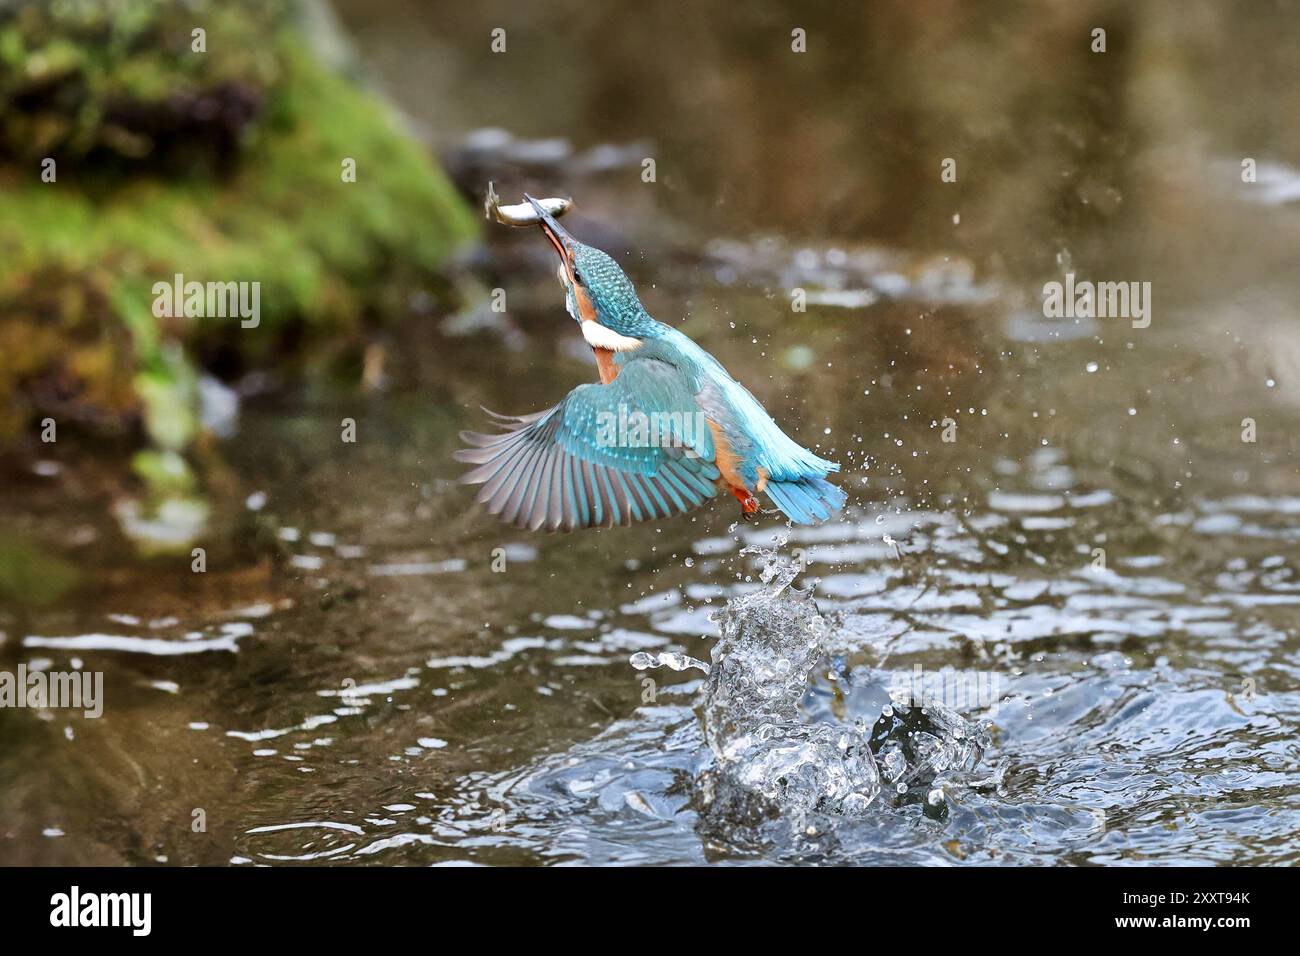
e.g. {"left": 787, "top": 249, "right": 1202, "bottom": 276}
{"left": 454, "top": 358, "right": 721, "bottom": 531}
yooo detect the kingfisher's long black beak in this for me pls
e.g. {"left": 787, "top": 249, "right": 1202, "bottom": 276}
{"left": 525, "top": 193, "right": 576, "bottom": 266}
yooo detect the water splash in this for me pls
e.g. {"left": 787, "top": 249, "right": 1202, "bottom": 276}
{"left": 656, "top": 541, "right": 992, "bottom": 844}
{"left": 630, "top": 651, "right": 710, "bottom": 674}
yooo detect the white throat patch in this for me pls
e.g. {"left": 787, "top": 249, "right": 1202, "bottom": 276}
{"left": 581, "top": 320, "right": 642, "bottom": 352}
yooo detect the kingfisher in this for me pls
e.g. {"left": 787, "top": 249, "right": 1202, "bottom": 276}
{"left": 455, "top": 195, "right": 846, "bottom": 532}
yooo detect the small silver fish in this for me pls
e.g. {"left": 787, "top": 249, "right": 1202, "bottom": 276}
{"left": 485, "top": 181, "right": 572, "bottom": 226}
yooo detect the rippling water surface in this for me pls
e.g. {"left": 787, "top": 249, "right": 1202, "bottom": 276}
{"left": 5, "top": 367, "right": 1297, "bottom": 864}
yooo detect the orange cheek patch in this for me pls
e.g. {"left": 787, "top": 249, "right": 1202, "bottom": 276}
{"left": 573, "top": 285, "right": 598, "bottom": 324}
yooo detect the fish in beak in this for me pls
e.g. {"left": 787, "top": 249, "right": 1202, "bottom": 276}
{"left": 483, "top": 183, "right": 586, "bottom": 322}
{"left": 523, "top": 193, "right": 578, "bottom": 273}
{"left": 484, "top": 181, "right": 572, "bottom": 227}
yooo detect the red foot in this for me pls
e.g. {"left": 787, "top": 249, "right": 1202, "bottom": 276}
{"left": 730, "top": 485, "right": 761, "bottom": 515}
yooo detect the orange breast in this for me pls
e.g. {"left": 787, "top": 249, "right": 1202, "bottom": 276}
{"left": 706, "top": 419, "right": 768, "bottom": 494}
{"left": 593, "top": 347, "right": 619, "bottom": 384}
{"left": 707, "top": 418, "right": 745, "bottom": 489}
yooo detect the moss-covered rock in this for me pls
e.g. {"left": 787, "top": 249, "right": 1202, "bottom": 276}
{"left": 0, "top": 0, "right": 477, "bottom": 547}
{"left": 0, "top": 0, "right": 286, "bottom": 173}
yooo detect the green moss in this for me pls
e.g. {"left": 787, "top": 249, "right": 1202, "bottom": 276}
{"left": 0, "top": 10, "right": 477, "bottom": 438}
{"left": 0, "top": 0, "right": 478, "bottom": 551}
{"left": 0, "top": 0, "right": 283, "bottom": 165}
{"left": 0, "top": 41, "right": 477, "bottom": 346}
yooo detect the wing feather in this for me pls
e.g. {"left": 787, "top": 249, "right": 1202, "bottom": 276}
{"left": 457, "top": 357, "right": 722, "bottom": 531}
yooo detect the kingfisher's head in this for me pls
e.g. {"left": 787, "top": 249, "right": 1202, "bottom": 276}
{"left": 525, "top": 194, "right": 657, "bottom": 349}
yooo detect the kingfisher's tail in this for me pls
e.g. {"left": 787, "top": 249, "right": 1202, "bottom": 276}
{"left": 764, "top": 475, "right": 847, "bottom": 525}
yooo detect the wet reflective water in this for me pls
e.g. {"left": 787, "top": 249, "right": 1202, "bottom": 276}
{"left": 2, "top": 0, "right": 1299, "bottom": 865}
{"left": 5, "top": 352, "right": 1296, "bottom": 864}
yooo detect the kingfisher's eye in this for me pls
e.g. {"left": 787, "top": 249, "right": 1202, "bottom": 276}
{"left": 572, "top": 270, "right": 583, "bottom": 285}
